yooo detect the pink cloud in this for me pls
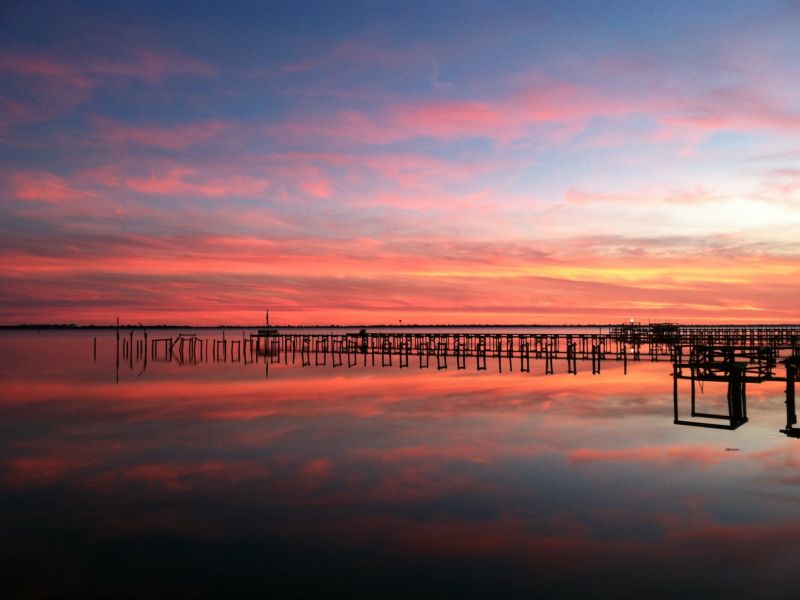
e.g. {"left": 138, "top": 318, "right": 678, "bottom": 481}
{"left": 565, "top": 189, "right": 643, "bottom": 204}
{"left": 121, "top": 461, "right": 268, "bottom": 492}
{"left": 255, "top": 150, "right": 495, "bottom": 196}
{"left": 9, "top": 171, "right": 96, "bottom": 203}
{"left": 0, "top": 47, "right": 205, "bottom": 88}
{"left": 272, "top": 73, "right": 645, "bottom": 147}
{"left": 329, "top": 38, "right": 430, "bottom": 68}
{"left": 85, "top": 48, "right": 215, "bottom": 80}
{"left": 569, "top": 445, "right": 734, "bottom": 467}
{"left": 89, "top": 117, "right": 232, "bottom": 149}
{"left": 300, "top": 458, "right": 333, "bottom": 478}
{"left": 0, "top": 51, "right": 93, "bottom": 88}
{"left": 269, "top": 65, "right": 800, "bottom": 153}
{"left": 123, "top": 168, "right": 270, "bottom": 198}
{"left": 0, "top": 48, "right": 214, "bottom": 133}
{"left": 660, "top": 85, "right": 800, "bottom": 136}
{"left": 392, "top": 100, "right": 505, "bottom": 138}
{"left": 3, "top": 236, "right": 799, "bottom": 325}
{"left": 300, "top": 178, "right": 332, "bottom": 199}
{"left": 0, "top": 97, "right": 35, "bottom": 132}
{"left": 4, "top": 456, "right": 81, "bottom": 486}
{"left": 565, "top": 186, "right": 723, "bottom": 205}
{"left": 0, "top": 52, "right": 96, "bottom": 127}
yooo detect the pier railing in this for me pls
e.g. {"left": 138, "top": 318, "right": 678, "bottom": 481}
{"left": 106, "top": 324, "right": 800, "bottom": 437}
{"left": 111, "top": 325, "right": 800, "bottom": 374}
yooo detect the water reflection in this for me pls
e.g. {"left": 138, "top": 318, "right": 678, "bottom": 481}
{"left": 2, "top": 330, "right": 800, "bottom": 597}
{"left": 107, "top": 328, "right": 800, "bottom": 437}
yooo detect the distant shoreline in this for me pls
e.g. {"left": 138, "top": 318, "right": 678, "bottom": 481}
{"left": 0, "top": 323, "right": 612, "bottom": 330}
{"left": 2, "top": 323, "right": 800, "bottom": 330}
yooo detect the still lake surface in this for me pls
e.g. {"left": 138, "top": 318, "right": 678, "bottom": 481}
{"left": 2, "top": 328, "right": 800, "bottom": 597}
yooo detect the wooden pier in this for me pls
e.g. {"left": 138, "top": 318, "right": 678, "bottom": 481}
{"left": 113, "top": 324, "right": 800, "bottom": 375}
{"left": 109, "top": 323, "right": 800, "bottom": 437}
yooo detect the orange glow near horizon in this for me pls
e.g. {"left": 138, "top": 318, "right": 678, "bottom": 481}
{"left": 3, "top": 4, "right": 800, "bottom": 325}
{"left": 2, "top": 237, "right": 799, "bottom": 324}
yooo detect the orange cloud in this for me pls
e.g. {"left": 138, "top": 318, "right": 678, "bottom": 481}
{"left": 2, "top": 231, "right": 799, "bottom": 325}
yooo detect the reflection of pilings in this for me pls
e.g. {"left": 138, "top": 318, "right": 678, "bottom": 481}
{"left": 348, "top": 347, "right": 358, "bottom": 368}
{"left": 270, "top": 337, "right": 280, "bottom": 363}
{"left": 672, "top": 364, "right": 679, "bottom": 424}
{"left": 103, "top": 329, "right": 800, "bottom": 384}
{"left": 673, "top": 349, "right": 750, "bottom": 430}
{"left": 333, "top": 345, "right": 342, "bottom": 367}
{"left": 155, "top": 338, "right": 168, "bottom": 360}
{"left": 496, "top": 335, "right": 503, "bottom": 373}
{"left": 382, "top": 335, "right": 392, "bottom": 367}
{"left": 592, "top": 344, "right": 601, "bottom": 375}
{"left": 782, "top": 358, "right": 799, "bottom": 438}
{"left": 671, "top": 345, "right": 682, "bottom": 374}
{"left": 315, "top": 344, "right": 326, "bottom": 365}
{"left": 623, "top": 343, "right": 628, "bottom": 375}
{"left": 456, "top": 344, "right": 467, "bottom": 370}
{"left": 476, "top": 337, "right": 486, "bottom": 371}
{"left": 520, "top": 336, "right": 530, "bottom": 373}
{"left": 566, "top": 342, "right": 577, "bottom": 375}
{"left": 399, "top": 337, "right": 409, "bottom": 368}
{"left": 115, "top": 318, "right": 119, "bottom": 383}
{"left": 212, "top": 332, "right": 227, "bottom": 362}
{"left": 728, "top": 364, "right": 747, "bottom": 425}
{"left": 419, "top": 343, "right": 430, "bottom": 369}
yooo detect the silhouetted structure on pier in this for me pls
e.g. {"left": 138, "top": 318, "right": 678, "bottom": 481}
{"left": 107, "top": 323, "right": 800, "bottom": 437}
{"left": 781, "top": 357, "right": 800, "bottom": 438}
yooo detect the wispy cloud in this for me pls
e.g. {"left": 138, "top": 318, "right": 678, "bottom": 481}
{"left": 3, "top": 3, "right": 800, "bottom": 323}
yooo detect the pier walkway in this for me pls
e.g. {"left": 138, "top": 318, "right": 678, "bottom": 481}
{"left": 109, "top": 324, "right": 800, "bottom": 437}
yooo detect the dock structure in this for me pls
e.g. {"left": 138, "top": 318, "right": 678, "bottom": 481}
{"left": 781, "top": 357, "right": 800, "bottom": 438}
{"left": 609, "top": 323, "right": 800, "bottom": 347}
{"left": 115, "top": 324, "right": 800, "bottom": 374}
{"left": 110, "top": 323, "right": 800, "bottom": 436}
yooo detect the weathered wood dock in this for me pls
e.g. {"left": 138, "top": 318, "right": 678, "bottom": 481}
{"left": 108, "top": 323, "right": 800, "bottom": 437}
{"left": 113, "top": 324, "right": 800, "bottom": 376}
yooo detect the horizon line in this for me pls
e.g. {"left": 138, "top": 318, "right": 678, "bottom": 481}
{"left": 4, "top": 322, "right": 800, "bottom": 330}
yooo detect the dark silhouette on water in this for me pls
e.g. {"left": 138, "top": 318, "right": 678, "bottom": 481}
{"left": 781, "top": 357, "right": 800, "bottom": 438}
{"left": 672, "top": 345, "right": 752, "bottom": 430}
{"left": 108, "top": 323, "right": 800, "bottom": 438}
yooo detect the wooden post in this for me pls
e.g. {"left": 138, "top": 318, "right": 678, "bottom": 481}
{"left": 115, "top": 317, "right": 120, "bottom": 383}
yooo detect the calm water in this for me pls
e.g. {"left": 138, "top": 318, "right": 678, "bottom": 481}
{"left": 2, "top": 329, "right": 800, "bottom": 597}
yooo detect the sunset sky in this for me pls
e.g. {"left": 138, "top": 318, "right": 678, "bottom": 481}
{"left": 2, "top": 1, "right": 800, "bottom": 325}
